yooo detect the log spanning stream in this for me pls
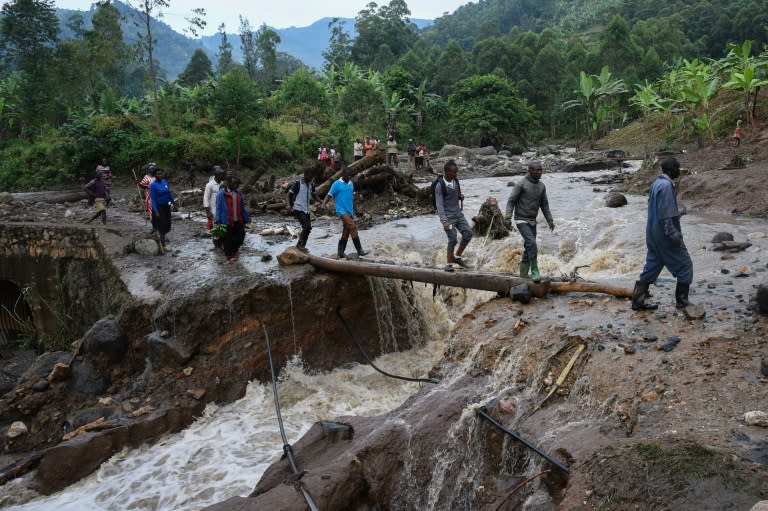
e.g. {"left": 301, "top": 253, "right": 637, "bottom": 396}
{"left": 6, "top": 166, "right": 768, "bottom": 510}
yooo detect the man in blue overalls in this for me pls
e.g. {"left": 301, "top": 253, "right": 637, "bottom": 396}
{"left": 633, "top": 157, "right": 694, "bottom": 310}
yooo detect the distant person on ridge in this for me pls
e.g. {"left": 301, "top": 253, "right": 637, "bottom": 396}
{"left": 732, "top": 119, "right": 744, "bottom": 146}
{"left": 386, "top": 136, "right": 398, "bottom": 166}
{"left": 632, "top": 157, "right": 694, "bottom": 311}
{"left": 322, "top": 166, "right": 369, "bottom": 259}
{"left": 353, "top": 138, "right": 364, "bottom": 161}
{"left": 435, "top": 160, "right": 472, "bottom": 268}
{"left": 286, "top": 167, "right": 317, "bottom": 253}
{"left": 505, "top": 161, "right": 555, "bottom": 282}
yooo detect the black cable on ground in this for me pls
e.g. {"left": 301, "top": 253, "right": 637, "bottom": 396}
{"left": 263, "top": 324, "right": 319, "bottom": 511}
{"left": 336, "top": 308, "right": 439, "bottom": 384}
{"left": 476, "top": 407, "right": 570, "bottom": 474}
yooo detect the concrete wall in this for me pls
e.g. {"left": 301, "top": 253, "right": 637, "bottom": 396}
{"left": 0, "top": 224, "right": 127, "bottom": 344}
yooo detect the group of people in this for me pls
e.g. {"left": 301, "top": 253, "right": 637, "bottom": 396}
{"left": 286, "top": 165, "right": 368, "bottom": 258}
{"left": 353, "top": 136, "right": 380, "bottom": 161}
{"left": 138, "top": 162, "right": 250, "bottom": 261}
{"left": 83, "top": 150, "right": 694, "bottom": 310}
{"left": 407, "top": 139, "right": 429, "bottom": 171}
{"left": 433, "top": 156, "right": 693, "bottom": 311}
{"left": 317, "top": 143, "right": 342, "bottom": 172}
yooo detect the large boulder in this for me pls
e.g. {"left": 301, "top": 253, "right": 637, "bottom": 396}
{"left": 604, "top": 192, "right": 628, "bottom": 208}
{"left": 438, "top": 145, "right": 473, "bottom": 160}
{"left": 82, "top": 317, "right": 129, "bottom": 363}
{"left": 472, "top": 146, "right": 497, "bottom": 156}
{"left": 68, "top": 359, "right": 110, "bottom": 395}
{"left": 562, "top": 158, "right": 616, "bottom": 173}
{"left": 18, "top": 352, "right": 70, "bottom": 385}
{"left": 146, "top": 331, "right": 193, "bottom": 369}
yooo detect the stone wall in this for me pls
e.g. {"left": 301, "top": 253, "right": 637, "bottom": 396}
{"left": 0, "top": 224, "right": 128, "bottom": 344}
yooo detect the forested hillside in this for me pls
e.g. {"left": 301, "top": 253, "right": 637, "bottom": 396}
{"left": 0, "top": 0, "right": 766, "bottom": 191}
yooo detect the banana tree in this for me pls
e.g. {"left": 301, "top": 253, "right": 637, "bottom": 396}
{"left": 561, "top": 66, "right": 626, "bottom": 146}
{"left": 720, "top": 43, "right": 768, "bottom": 131}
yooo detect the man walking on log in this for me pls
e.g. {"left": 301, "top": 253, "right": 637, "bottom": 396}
{"left": 632, "top": 157, "right": 694, "bottom": 311}
{"left": 505, "top": 161, "right": 555, "bottom": 282}
{"left": 435, "top": 160, "right": 472, "bottom": 268}
{"left": 287, "top": 167, "right": 317, "bottom": 253}
{"left": 322, "top": 167, "right": 369, "bottom": 259}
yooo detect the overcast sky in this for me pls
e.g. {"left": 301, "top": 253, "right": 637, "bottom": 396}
{"left": 51, "top": 0, "right": 468, "bottom": 35}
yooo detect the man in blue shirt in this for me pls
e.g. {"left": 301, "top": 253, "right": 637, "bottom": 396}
{"left": 322, "top": 167, "right": 369, "bottom": 258}
{"left": 633, "top": 157, "right": 694, "bottom": 310}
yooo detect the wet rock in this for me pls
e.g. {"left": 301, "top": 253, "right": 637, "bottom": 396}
{"left": 640, "top": 390, "right": 659, "bottom": 402}
{"left": 623, "top": 345, "right": 636, "bottom": 355}
{"left": 472, "top": 146, "right": 497, "bottom": 156}
{"left": 761, "top": 356, "right": 768, "bottom": 377}
{"left": 187, "top": 388, "right": 206, "bottom": 400}
{"left": 658, "top": 336, "right": 680, "bottom": 352}
{"left": 438, "top": 144, "right": 473, "bottom": 160}
{"left": 750, "top": 501, "right": 768, "bottom": 511}
{"left": 756, "top": 283, "right": 768, "bottom": 314}
{"left": 510, "top": 284, "right": 531, "bottom": 304}
{"left": 133, "top": 239, "right": 159, "bottom": 256}
{"left": 604, "top": 192, "right": 627, "bottom": 208}
{"left": 69, "top": 407, "right": 119, "bottom": 428}
{"left": 31, "top": 379, "right": 49, "bottom": 391}
{"left": 146, "top": 332, "right": 193, "bottom": 368}
{"left": 320, "top": 420, "right": 354, "bottom": 443}
{"left": 562, "top": 158, "right": 615, "bottom": 173}
{"left": 712, "top": 232, "right": 734, "bottom": 243}
{"left": 682, "top": 305, "right": 706, "bottom": 320}
{"left": 48, "top": 362, "right": 71, "bottom": 382}
{"left": 68, "top": 360, "right": 110, "bottom": 395}
{"left": 18, "top": 351, "right": 70, "bottom": 385}
{"left": 744, "top": 411, "right": 768, "bottom": 427}
{"left": 7, "top": 421, "right": 28, "bottom": 438}
{"left": 82, "top": 317, "right": 129, "bottom": 363}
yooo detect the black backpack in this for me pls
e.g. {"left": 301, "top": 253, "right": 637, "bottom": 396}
{"left": 430, "top": 176, "right": 460, "bottom": 210}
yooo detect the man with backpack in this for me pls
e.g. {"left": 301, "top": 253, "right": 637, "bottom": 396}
{"left": 286, "top": 167, "right": 317, "bottom": 253}
{"left": 434, "top": 160, "right": 472, "bottom": 268}
{"left": 505, "top": 161, "right": 555, "bottom": 282}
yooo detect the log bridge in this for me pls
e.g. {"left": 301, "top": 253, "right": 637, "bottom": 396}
{"left": 278, "top": 248, "right": 632, "bottom": 299}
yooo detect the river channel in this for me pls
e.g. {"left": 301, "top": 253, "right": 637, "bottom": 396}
{"left": 6, "top": 166, "right": 767, "bottom": 510}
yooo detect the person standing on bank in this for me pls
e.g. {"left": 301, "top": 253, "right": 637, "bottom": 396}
{"left": 83, "top": 173, "right": 110, "bottom": 225}
{"left": 137, "top": 163, "right": 157, "bottom": 231}
{"left": 632, "top": 157, "right": 694, "bottom": 311}
{"left": 216, "top": 175, "right": 251, "bottom": 263}
{"left": 322, "top": 167, "right": 369, "bottom": 258}
{"left": 435, "top": 160, "right": 472, "bottom": 268}
{"left": 505, "top": 161, "right": 555, "bottom": 282}
{"left": 287, "top": 167, "right": 316, "bottom": 253}
{"left": 204, "top": 166, "right": 226, "bottom": 247}
{"left": 149, "top": 168, "right": 178, "bottom": 252}
{"left": 386, "top": 136, "right": 398, "bottom": 167}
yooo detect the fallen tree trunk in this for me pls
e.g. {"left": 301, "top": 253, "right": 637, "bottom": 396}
{"left": 316, "top": 143, "right": 387, "bottom": 196}
{"left": 11, "top": 190, "right": 88, "bottom": 203}
{"left": 278, "top": 248, "right": 633, "bottom": 299}
{"left": 549, "top": 280, "right": 632, "bottom": 298}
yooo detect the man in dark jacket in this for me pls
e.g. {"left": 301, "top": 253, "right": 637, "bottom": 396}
{"left": 632, "top": 157, "right": 694, "bottom": 310}
{"left": 505, "top": 161, "right": 555, "bottom": 281}
{"left": 435, "top": 160, "right": 472, "bottom": 268}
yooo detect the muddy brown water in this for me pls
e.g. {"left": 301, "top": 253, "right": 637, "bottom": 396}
{"left": 4, "top": 168, "right": 768, "bottom": 510}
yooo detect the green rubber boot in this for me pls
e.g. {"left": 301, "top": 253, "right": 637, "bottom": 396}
{"left": 519, "top": 260, "right": 530, "bottom": 278}
{"left": 530, "top": 258, "right": 541, "bottom": 282}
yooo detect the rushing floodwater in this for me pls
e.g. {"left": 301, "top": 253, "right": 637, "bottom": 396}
{"left": 5, "top": 165, "right": 768, "bottom": 510}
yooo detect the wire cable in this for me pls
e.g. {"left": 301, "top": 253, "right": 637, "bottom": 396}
{"left": 263, "top": 324, "right": 319, "bottom": 511}
{"left": 336, "top": 308, "right": 439, "bottom": 384}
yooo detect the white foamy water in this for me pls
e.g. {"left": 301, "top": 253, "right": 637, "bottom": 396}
{"left": 3, "top": 345, "right": 442, "bottom": 510}
{"left": 7, "top": 165, "right": 768, "bottom": 510}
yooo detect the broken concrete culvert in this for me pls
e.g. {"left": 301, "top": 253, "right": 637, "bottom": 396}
{"left": 0, "top": 221, "right": 428, "bottom": 496}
